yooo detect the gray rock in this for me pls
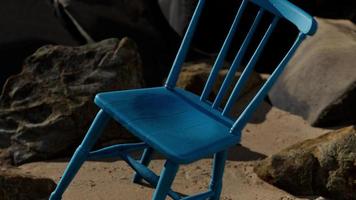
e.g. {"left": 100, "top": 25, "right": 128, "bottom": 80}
{"left": 0, "top": 168, "right": 56, "bottom": 200}
{"left": 269, "top": 18, "right": 356, "bottom": 127}
{"left": 0, "top": 37, "right": 144, "bottom": 165}
{"left": 255, "top": 126, "right": 356, "bottom": 200}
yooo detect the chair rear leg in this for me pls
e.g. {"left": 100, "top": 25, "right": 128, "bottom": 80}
{"left": 133, "top": 147, "right": 153, "bottom": 183}
{"left": 49, "top": 110, "right": 110, "bottom": 200}
{"left": 209, "top": 150, "right": 228, "bottom": 200}
{"left": 152, "top": 160, "right": 179, "bottom": 200}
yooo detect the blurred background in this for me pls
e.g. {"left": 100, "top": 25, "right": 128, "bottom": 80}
{"left": 0, "top": 0, "right": 355, "bottom": 87}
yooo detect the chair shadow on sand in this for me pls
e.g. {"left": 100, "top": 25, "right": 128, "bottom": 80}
{"left": 56, "top": 144, "right": 265, "bottom": 197}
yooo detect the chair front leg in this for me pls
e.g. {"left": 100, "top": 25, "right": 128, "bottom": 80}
{"left": 152, "top": 160, "right": 179, "bottom": 200}
{"left": 50, "top": 110, "right": 110, "bottom": 200}
{"left": 209, "top": 150, "right": 228, "bottom": 200}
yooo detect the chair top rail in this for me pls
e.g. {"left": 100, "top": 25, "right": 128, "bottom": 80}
{"left": 250, "top": 0, "right": 317, "bottom": 35}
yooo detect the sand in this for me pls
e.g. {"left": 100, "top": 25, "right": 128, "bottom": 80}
{"left": 19, "top": 103, "right": 330, "bottom": 200}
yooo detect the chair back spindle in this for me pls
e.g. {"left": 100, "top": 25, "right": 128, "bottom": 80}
{"left": 212, "top": 8, "right": 265, "bottom": 110}
{"left": 165, "top": 0, "right": 206, "bottom": 89}
{"left": 200, "top": 0, "right": 249, "bottom": 101}
{"left": 222, "top": 16, "right": 279, "bottom": 116}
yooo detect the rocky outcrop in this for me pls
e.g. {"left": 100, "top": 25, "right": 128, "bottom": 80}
{"left": 0, "top": 38, "right": 144, "bottom": 165}
{"left": 55, "top": 0, "right": 179, "bottom": 86}
{"left": 0, "top": 0, "right": 79, "bottom": 88}
{"left": 255, "top": 126, "right": 356, "bottom": 200}
{"left": 269, "top": 18, "right": 356, "bottom": 127}
{"left": 176, "top": 61, "right": 263, "bottom": 116}
{"left": 0, "top": 169, "right": 56, "bottom": 200}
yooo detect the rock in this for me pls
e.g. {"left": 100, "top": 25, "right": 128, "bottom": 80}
{"left": 269, "top": 18, "right": 356, "bottom": 127}
{"left": 0, "top": 37, "right": 144, "bottom": 165}
{"left": 254, "top": 126, "right": 356, "bottom": 200}
{"left": 56, "top": 0, "right": 180, "bottom": 86}
{"left": 176, "top": 61, "right": 263, "bottom": 117}
{"left": 0, "top": 0, "right": 79, "bottom": 88}
{"left": 0, "top": 168, "right": 56, "bottom": 200}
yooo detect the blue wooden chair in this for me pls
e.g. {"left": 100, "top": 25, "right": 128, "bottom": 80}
{"left": 49, "top": 0, "right": 317, "bottom": 199}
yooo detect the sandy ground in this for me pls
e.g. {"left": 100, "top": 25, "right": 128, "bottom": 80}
{"left": 19, "top": 103, "right": 330, "bottom": 200}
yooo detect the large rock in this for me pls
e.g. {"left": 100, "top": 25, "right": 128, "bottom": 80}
{"left": 0, "top": 0, "right": 79, "bottom": 88}
{"left": 176, "top": 61, "right": 263, "bottom": 117}
{"left": 56, "top": 0, "right": 180, "bottom": 86}
{"left": 269, "top": 18, "right": 356, "bottom": 127}
{"left": 254, "top": 126, "right": 356, "bottom": 200}
{"left": 0, "top": 168, "right": 56, "bottom": 200}
{"left": 0, "top": 38, "right": 144, "bottom": 165}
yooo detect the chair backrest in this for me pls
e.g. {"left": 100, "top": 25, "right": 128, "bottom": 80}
{"left": 164, "top": 0, "right": 317, "bottom": 137}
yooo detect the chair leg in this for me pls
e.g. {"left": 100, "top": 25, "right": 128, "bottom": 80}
{"left": 133, "top": 147, "right": 153, "bottom": 183}
{"left": 209, "top": 150, "right": 228, "bottom": 200}
{"left": 152, "top": 160, "right": 179, "bottom": 200}
{"left": 49, "top": 110, "right": 110, "bottom": 200}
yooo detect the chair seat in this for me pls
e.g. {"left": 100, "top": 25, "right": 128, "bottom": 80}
{"left": 95, "top": 87, "right": 239, "bottom": 164}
